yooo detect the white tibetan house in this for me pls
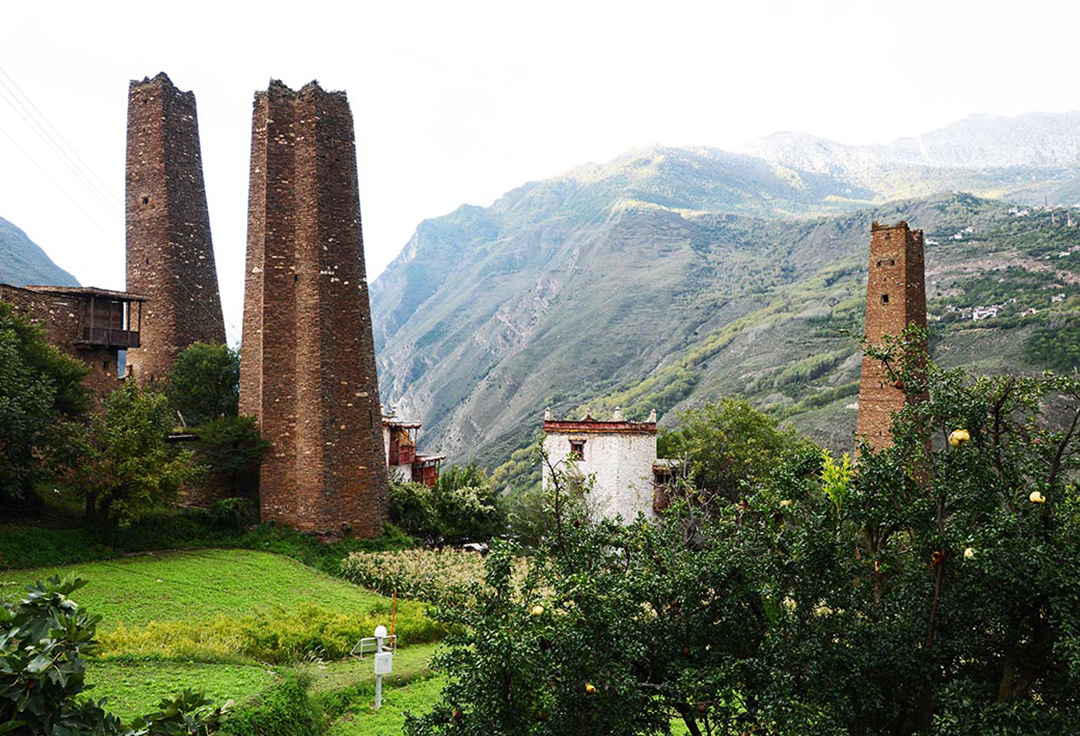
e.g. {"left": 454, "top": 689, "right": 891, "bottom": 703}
{"left": 541, "top": 407, "right": 660, "bottom": 523}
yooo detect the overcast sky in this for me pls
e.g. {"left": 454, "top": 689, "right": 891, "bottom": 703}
{"left": 3, "top": 0, "right": 1080, "bottom": 343}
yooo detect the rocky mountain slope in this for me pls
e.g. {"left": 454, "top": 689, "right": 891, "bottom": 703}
{"left": 0, "top": 216, "right": 79, "bottom": 287}
{"left": 372, "top": 113, "right": 1080, "bottom": 473}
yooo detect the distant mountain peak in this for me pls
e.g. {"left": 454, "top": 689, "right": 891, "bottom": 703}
{"left": 0, "top": 216, "right": 79, "bottom": 288}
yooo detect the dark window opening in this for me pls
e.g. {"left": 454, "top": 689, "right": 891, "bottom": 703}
{"left": 103, "top": 361, "right": 109, "bottom": 371}
{"left": 881, "top": 294, "right": 890, "bottom": 304}
{"left": 141, "top": 196, "right": 149, "bottom": 205}
{"left": 569, "top": 440, "right": 585, "bottom": 462}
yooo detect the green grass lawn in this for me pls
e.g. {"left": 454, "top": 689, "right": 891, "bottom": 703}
{"left": 85, "top": 660, "right": 277, "bottom": 720}
{"left": 326, "top": 674, "right": 446, "bottom": 736}
{"left": 304, "top": 643, "right": 440, "bottom": 694}
{"left": 0, "top": 549, "right": 385, "bottom": 627}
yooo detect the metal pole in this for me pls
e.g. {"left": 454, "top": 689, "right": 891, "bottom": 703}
{"left": 375, "top": 673, "right": 383, "bottom": 710}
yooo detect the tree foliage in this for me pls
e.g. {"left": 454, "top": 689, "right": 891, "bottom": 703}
{"left": 193, "top": 416, "right": 269, "bottom": 499}
{"left": 658, "top": 397, "right": 813, "bottom": 503}
{"left": 79, "top": 382, "right": 200, "bottom": 525}
{"left": 0, "top": 575, "right": 228, "bottom": 735}
{"left": 389, "top": 464, "right": 506, "bottom": 545}
{"left": 165, "top": 342, "right": 240, "bottom": 428}
{"left": 0, "top": 302, "right": 89, "bottom": 506}
{"left": 407, "top": 348, "right": 1080, "bottom": 734}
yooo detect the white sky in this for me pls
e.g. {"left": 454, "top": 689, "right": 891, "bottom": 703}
{"left": 3, "top": 0, "right": 1079, "bottom": 343}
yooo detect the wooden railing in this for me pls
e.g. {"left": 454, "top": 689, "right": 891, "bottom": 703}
{"left": 82, "top": 327, "right": 141, "bottom": 348}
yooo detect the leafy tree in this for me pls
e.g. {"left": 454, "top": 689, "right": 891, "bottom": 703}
{"left": 193, "top": 416, "right": 269, "bottom": 498}
{"left": 0, "top": 302, "right": 89, "bottom": 508}
{"left": 0, "top": 575, "right": 229, "bottom": 735}
{"left": 79, "top": 382, "right": 200, "bottom": 525}
{"left": 389, "top": 464, "right": 506, "bottom": 544}
{"left": 166, "top": 342, "right": 240, "bottom": 427}
{"left": 407, "top": 352, "right": 1080, "bottom": 734}
{"left": 658, "top": 397, "right": 812, "bottom": 504}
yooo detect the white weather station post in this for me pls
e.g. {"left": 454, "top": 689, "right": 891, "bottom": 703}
{"left": 351, "top": 592, "right": 398, "bottom": 710}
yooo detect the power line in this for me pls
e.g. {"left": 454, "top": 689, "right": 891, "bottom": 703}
{"left": 0, "top": 64, "right": 123, "bottom": 210}
{"left": 0, "top": 68, "right": 121, "bottom": 217}
{"left": 0, "top": 118, "right": 111, "bottom": 237}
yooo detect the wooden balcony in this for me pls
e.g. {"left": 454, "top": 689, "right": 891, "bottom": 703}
{"left": 81, "top": 327, "right": 141, "bottom": 348}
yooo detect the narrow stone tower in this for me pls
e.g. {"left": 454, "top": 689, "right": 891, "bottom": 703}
{"left": 125, "top": 72, "right": 225, "bottom": 382}
{"left": 856, "top": 221, "right": 927, "bottom": 450}
{"left": 240, "top": 80, "right": 389, "bottom": 537}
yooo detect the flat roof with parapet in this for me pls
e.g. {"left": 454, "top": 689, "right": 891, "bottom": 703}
{"left": 543, "top": 419, "right": 657, "bottom": 435}
{"left": 24, "top": 285, "right": 149, "bottom": 301}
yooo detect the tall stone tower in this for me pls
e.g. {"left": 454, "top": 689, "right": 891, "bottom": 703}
{"left": 856, "top": 221, "right": 927, "bottom": 450}
{"left": 125, "top": 72, "right": 225, "bottom": 382}
{"left": 240, "top": 80, "right": 389, "bottom": 537}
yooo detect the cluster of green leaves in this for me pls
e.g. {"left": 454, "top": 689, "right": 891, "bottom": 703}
{"left": 658, "top": 397, "right": 814, "bottom": 503}
{"left": 223, "top": 673, "right": 323, "bottom": 736}
{"left": 407, "top": 350, "right": 1080, "bottom": 735}
{"left": 0, "top": 302, "right": 89, "bottom": 508}
{"left": 389, "top": 465, "right": 506, "bottom": 545}
{"left": 166, "top": 342, "right": 268, "bottom": 501}
{"left": 78, "top": 382, "right": 201, "bottom": 526}
{"left": 0, "top": 575, "right": 227, "bottom": 735}
{"left": 165, "top": 342, "right": 239, "bottom": 428}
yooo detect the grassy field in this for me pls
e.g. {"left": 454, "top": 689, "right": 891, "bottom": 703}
{"left": 86, "top": 661, "right": 277, "bottom": 718}
{"left": 0, "top": 549, "right": 386, "bottom": 627}
{"left": 1, "top": 548, "right": 445, "bottom": 731}
{"left": 326, "top": 675, "right": 447, "bottom": 736}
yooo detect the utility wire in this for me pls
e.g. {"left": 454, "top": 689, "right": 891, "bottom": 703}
{"left": 0, "top": 118, "right": 111, "bottom": 237}
{"left": 0, "top": 71, "right": 121, "bottom": 217}
{"left": 0, "top": 64, "right": 123, "bottom": 210}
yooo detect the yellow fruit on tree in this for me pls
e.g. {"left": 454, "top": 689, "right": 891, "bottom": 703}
{"left": 948, "top": 429, "right": 970, "bottom": 447}
{"left": 1030, "top": 491, "right": 1046, "bottom": 504}
{"left": 530, "top": 604, "right": 545, "bottom": 616}
{"left": 585, "top": 682, "right": 597, "bottom": 694}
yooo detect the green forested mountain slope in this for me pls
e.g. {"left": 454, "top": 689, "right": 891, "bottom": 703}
{"left": 372, "top": 120, "right": 1080, "bottom": 472}
{"left": 0, "top": 216, "right": 79, "bottom": 287}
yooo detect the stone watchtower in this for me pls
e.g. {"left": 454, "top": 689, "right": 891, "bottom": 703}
{"left": 240, "top": 80, "right": 389, "bottom": 537}
{"left": 856, "top": 221, "right": 927, "bottom": 450}
{"left": 125, "top": 72, "right": 225, "bottom": 382}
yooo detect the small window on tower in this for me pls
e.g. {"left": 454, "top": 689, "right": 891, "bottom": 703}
{"left": 142, "top": 196, "right": 149, "bottom": 205}
{"left": 881, "top": 294, "right": 890, "bottom": 304}
{"left": 569, "top": 440, "right": 585, "bottom": 462}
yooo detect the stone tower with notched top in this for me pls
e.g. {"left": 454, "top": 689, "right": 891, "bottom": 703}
{"left": 856, "top": 221, "right": 927, "bottom": 450}
{"left": 239, "top": 80, "right": 389, "bottom": 537}
{"left": 125, "top": 72, "right": 225, "bottom": 382}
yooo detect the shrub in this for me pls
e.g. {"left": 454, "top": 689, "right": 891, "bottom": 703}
{"left": 209, "top": 497, "right": 258, "bottom": 531}
{"left": 193, "top": 416, "right": 269, "bottom": 500}
{"left": 97, "top": 601, "right": 446, "bottom": 663}
{"left": 225, "top": 673, "right": 321, "bottom": 736}
{"left": 389, "top": 464, "right": 506, "bottom": 545}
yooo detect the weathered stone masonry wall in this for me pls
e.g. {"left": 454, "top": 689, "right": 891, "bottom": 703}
{"left": 240, "top": 80, "right": 389, "bottom": 538}
{"left": 125, "top": 72, "right": 225, "bottom": 382}
{"left": 0, "top": 284, "right": 124, "bottom": 401}
{"left": 856, "top": 221, "right": 927, "bottom": 450}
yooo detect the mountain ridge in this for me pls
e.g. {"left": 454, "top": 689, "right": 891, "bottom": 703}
{"left": 0, "top": 216, "right": 80, "bottom": 288}
{"left": 373, "top": 111, "right": 1080, "bottom": 474}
